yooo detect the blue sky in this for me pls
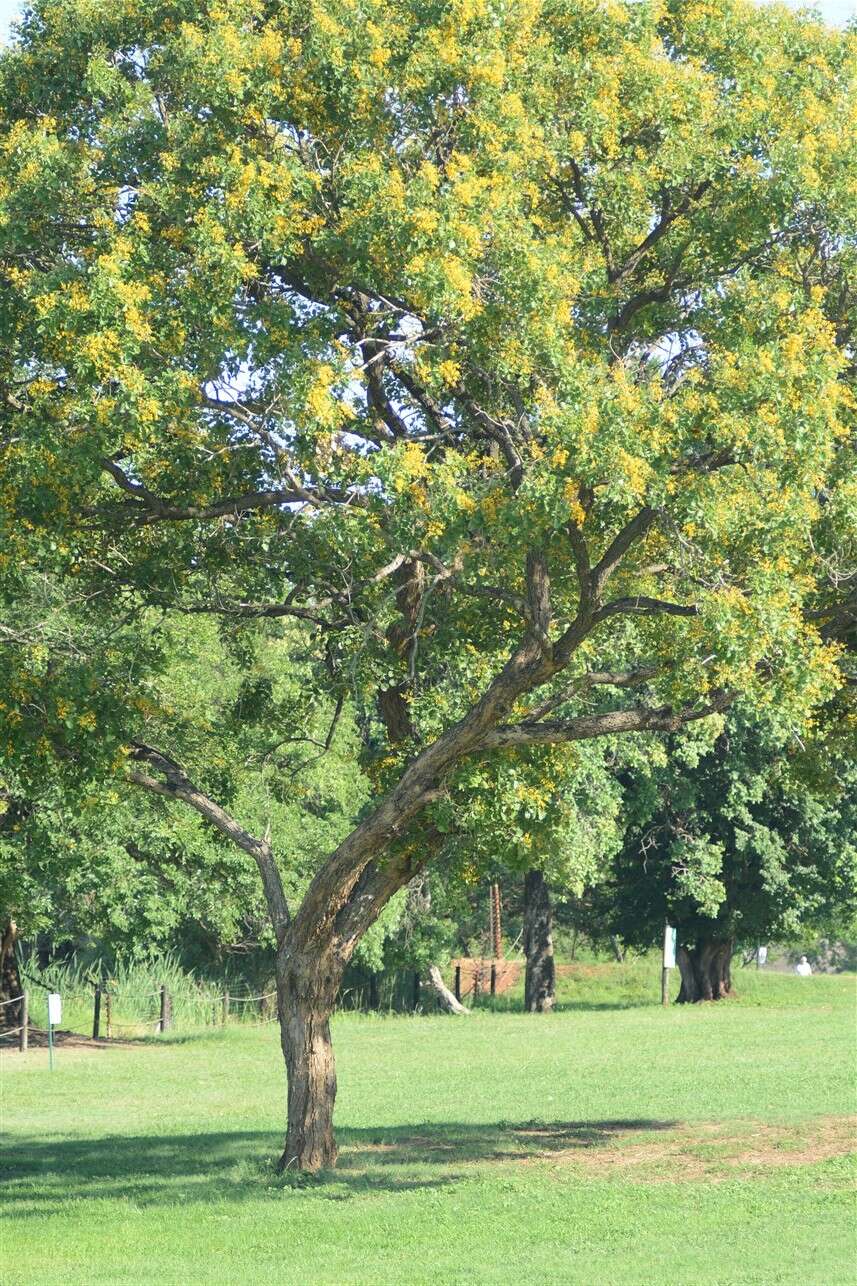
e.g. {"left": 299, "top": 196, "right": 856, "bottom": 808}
{"left": 0, "top": 0, "right": 854, "bottom": 39}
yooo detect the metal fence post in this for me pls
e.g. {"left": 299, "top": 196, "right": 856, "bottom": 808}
{"left": 92, "top": 984, "right": 101, "bottom": 1039}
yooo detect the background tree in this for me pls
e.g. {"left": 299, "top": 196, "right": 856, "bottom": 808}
{"left": 1, "top": 0, "right": 854, "bottom": 1168}
{"left": 604, "top": 714, "right": 857, "bottom": 1001}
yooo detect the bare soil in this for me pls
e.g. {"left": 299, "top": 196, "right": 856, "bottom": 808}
{"left": 352, "top": 1115, "right": 857, "bottom": 1182}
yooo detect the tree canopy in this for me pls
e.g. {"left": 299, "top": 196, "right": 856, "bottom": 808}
{"left": 601, "top": 711, "right": 857, "bottom": 998}
{"left": 1, "top": 0, "right": 854, "bottom": 1169}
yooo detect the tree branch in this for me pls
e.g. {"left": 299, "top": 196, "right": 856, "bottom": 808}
{"left": 590, "top": 507, "right": 657, "bottom": 597}
{"left": 126, "top": 744, "right": 290, "bottom": 945}
{"left": 594, "top": 596, "right": 698, "bottom": 622}
{"left": 481, "top": 692, "right": 732, "bottom": 749}
{"left": 524, "top": 667, "right": 660, "bottom": 722}
{"left": 100, "top": 458, "right": 364, "bottom": 523}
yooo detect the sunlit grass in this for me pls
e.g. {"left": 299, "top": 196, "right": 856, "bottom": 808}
{"left": 4, "top": 966, "right": 854, "bottom": 1284}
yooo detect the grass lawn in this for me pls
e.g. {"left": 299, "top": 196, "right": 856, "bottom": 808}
{"left": 3, "top": 964, "right": 855, "bottom": 1284}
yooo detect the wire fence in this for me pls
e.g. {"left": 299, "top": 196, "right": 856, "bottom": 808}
{"left": 3, "top": 963, "right": 464, "bottom": 1053}
{"left": 1, "top": 980, "right": 281, "bottom": 1051}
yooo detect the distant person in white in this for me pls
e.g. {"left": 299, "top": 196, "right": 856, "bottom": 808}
{"left": 795, "top": 956, "right": 813, "bottom": 976}
{"left": 757, "top": 946, "right": 768, "bottom": 966}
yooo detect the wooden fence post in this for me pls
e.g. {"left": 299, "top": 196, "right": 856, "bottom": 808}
{"left": 159, "top": 985, "right": 172, "bottom": 1033}
{"left": 454, "top": 965, "right": 461, "bottom": 1003}
{"left": 490, "top": 962, "right": 497, "bottom": 996}
{"left": 491, "top": 883, "right": 502, "bottom": 958}
{"left": 19, "top": 991, "right": 28, "bottom": 1053}
{"left": 105, "top": 990, "right": 112, "bottom": 1038}
{"left": 92, "top": 985, "right": 101, "bottom": 1040}
{"left": 222, "top": 990, "right": 229, "bottom": 1025}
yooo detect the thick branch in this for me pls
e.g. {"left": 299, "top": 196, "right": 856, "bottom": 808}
{"left": 362, "top": 339, "right": 408, "bottom": 440}
{"left": 482, "top": 692, "right": 732, "bottom": 749}
{"left": 594, "top": 596, "right": 698, "bottom": 622}
{"left": 611, "top": 181, "right": 711, "bottom": 284}
{"left": 525, "top": 550, "right": 552, "bottom": 654}
{"left": 127, "top": 744, "right": 290, "bottom": 945}
{"left": 590, "top": 508, "right": 657, "bottom": 597}
{"left": 524, "top": 667, "right": 659, "bottom": 721}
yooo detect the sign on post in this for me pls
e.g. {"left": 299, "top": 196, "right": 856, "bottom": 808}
{"left": 663, "top": 926, "right": 677, "bottom": 970}
{"left": 661, "top": 925, "right": 677, "bottom": 1005}
{"left": 47, "top": 992, "right": 61, "bottom": 1070}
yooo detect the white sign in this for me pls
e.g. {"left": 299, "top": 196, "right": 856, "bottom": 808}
{"left": 663, "top": 925, "right": 677, "bottom": 970}
{"left": 757, "top": 945, "right": 768, "bottom": 966}
{"left": 47, "top": 993, "right": 62, "bottom": 1025}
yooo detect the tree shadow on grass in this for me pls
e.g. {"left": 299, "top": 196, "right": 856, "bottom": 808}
{"left": 2, "top": 1118, "right": 678, "bottom": 1212}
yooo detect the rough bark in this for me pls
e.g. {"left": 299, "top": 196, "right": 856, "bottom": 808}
{"left": 276, "top": 945, "right": 342, "bottom": 1173}
{"left": 523, "top": 869, "right": 555, "bottom": 1013}
{"left": 275, "top": 849, "right": 429, "bottom": 1172}
{"left": 0, "top": 921, "right": 23, "bottom": 1032}
{"left": 676, "top": 937, "right": 734, "bottom": 1002}
{"left": 424, "top": 963, "right": 470, "bottom": 1014}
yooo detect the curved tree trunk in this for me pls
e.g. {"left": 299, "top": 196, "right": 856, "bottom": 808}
{"left": 676, "top": 937, "right": 734, "bottom": 1003}
{"left": 424, "top": 963, "right": 469, "bottom": 1014}
{"left": 523, "top": 869, "right": 555, "bottom": 1013}
{"left": 0, "top": 921, "right": 23, "bottom": 1032}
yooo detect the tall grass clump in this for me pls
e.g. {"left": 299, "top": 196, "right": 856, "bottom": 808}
{"left": 20, "top": 952, "right": 277, "bottom": 1037}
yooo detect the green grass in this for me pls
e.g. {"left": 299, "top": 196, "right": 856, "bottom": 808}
{"left": 3, "top": 967, "right": 855, "bottom": 1285}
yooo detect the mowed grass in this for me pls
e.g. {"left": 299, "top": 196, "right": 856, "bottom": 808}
{"left": 3, "top": 965, "right": 855, "bottom": 1285}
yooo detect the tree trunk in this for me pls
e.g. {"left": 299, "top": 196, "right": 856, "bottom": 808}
{"left": 0, "top": 921, "right": 23, "bottom": 1032}
{"left": 676, "top": 937, "right": 734, "bottom": 1003}
{"left": 523, "top": 869, "right": 555, "bottom": 1013}
{"left": 276, "top": 947, "right": 342, "bottom": 1174}
{"left": 424, "top": 963, "right": 469, "bottom": 1014}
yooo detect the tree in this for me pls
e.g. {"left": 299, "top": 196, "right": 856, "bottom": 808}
{"left": 523, "top": 868, "right": 555, "bottom": 1012}
{"left": 0, "top": 610, "right": 368, "bottom": 1001}
{"left": 1, "top": 0, "right": 854, "bottom": 1168}
{"left": 604, "top": 715, "right": 857, "bottom": 1001}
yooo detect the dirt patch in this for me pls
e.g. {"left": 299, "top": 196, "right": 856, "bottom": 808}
{"left": 345, "top": 1116, "right": 856, "bottom": 1182}
{"left": 527, "top": 1115, "right": 857, "bottom": 1181}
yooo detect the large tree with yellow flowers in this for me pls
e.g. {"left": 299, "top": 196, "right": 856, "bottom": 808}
{"left": 1, "top": 0, "right": 854, "bottom": 1169}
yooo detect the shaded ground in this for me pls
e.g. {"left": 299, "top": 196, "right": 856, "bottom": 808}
{"left": 5, "top": 1115, "right": 854, "bottom": 1208}
{"left": 0, "top": 1027, "right": 138, "bottom": 1053}
{"left": 341, "top": 1115, "right": 857, "bottom": 1182}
